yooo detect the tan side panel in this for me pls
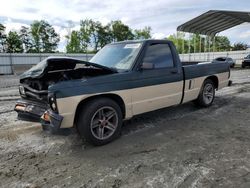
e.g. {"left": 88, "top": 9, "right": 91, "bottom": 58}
{"left": 56, "top": 81, "right": 183, "bottom": 128}
{"left": 182, "top": 76, "right": 206, "bottom": 103}
{"left": 131, "top": 81, "right": 183, "bottom": 115}
{"left": 217, "top": 72, "right": 229, "bottom": 89}
{"left": 182, "top": 72, "right": 229, "bottom": 103}
{"left": 57, "top": 95, "right": 87, "bottom": 128}
{"left": 57, "top": 90, "right": 133, "bottom": 128}
{"left": 57, "top": 72, "right": 229, "bottom": 128}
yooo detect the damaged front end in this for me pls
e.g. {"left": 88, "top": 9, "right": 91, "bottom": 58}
{"left": 14, "top": 56, "right": 116, "bottom": 132}
{"left": 15, "top": 94, "right": 64, "bottom": 133}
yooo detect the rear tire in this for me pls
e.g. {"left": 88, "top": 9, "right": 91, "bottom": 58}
{"left": 194, "top": 79, "right": 215, "bottom": 107}
{"left": 241, "top": 64, "right": 245, "bottom": 68}
{"left": 77, "top": 97, "right": 123, "bottom": 146}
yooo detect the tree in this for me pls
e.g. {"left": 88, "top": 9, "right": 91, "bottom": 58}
{"left": 83, "top": 19, "right": 108, "bottom": 52}
{"left": 19, "top": 26, "right": 33, "bottom": 53}
{"left": 6, "top": 31, "right": 23, "bottom": 53}
{"left": 30, "top": 20, "right": 60, "bottom": 52}
{"left": 79, "top": 19, "right": 113, "bottom": 52}
{"left": 98, "top": 24, "right": 112, "bottom": 49}
{"left": 168, "top": 33, "right": 232, "bottom": 53}
{"left": 213, "top": 36, "right": 231, "bottom": 51}
{"left": 66, "top": 31, "right": 83, "bottom": 53}
{"left": 110, "top": 20, "right": 134, "bottom": 42}
{"left": 134, "top": 26, "right": 152, "bottom": 40}
{"left": 67, "top": 19, "right": 152, "bottom": 53}
{"left": 0, "top": 23, "right": 7, "bottom": 52}
{"left": 77, "top": 19, "right": 92, "bottom": 53}
{"left": 168, "top": 32, "right": 189, "bottom": 54}
{"left": 232, "top": 42, "right": 248, "bottom": 51}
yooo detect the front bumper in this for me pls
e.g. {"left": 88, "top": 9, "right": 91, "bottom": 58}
{"left": 14, "top": 99, "right": 63, "bottom": 133}
{"left": 14, "top": 99, "right": 48, "bottom": 122}
{"left": 40, "top": 109, "right": 64, "bottom": 133}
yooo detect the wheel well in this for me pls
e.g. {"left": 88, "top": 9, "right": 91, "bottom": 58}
{"left": 206, "top": 75, "right": 218, "bottom": 89}
{"left": 74, "top": 94, "right": 126, "bottom": 125}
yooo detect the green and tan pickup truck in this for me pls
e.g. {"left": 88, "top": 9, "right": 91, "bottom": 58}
{"left": 15, "top": 40, "right": 232, "bottom": 145}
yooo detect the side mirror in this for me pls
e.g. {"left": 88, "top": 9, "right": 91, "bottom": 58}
{"left": 141, "top": 62, "right": 154, "bottom": 70}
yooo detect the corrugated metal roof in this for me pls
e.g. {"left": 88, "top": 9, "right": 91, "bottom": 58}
{"left": 177, "top": 10, "right": 250, "bottom": 35}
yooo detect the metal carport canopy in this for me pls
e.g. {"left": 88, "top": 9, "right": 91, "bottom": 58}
{"left": 177, "top": 10, "right": 250, "bottom": 35}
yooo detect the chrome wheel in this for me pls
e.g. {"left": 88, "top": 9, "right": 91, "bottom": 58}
{"left": 90, "top": 106, "right": 118, "bottom": 140}
{"left": 203, "top": 83, "right": 214, "bottom": 104}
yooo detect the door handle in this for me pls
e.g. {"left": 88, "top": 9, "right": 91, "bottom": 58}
{"left": 171, "top": 70, "right": 178, "bottom": 74}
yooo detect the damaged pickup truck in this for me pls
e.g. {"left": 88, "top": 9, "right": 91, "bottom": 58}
{"left": 15, "top": 40, "right": 232, "bottom": 145}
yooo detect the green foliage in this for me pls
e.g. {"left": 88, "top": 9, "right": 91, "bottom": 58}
{"left": 66, "top": 19, "right": 148, "bottom": 53}
{"left": 168, "top": 33, "right": 188, "bottom": 53}
{"left": 30, "top": 20, "right": 60, "bottom": 53}
{"left": 214, "top": 36, "right": 231, "bottom": 51}
{"left": 80, "top": 19, "right": 112, "bottom": 52}
{"left": 66, "top": 31, "right": 84, "bottom": 53}
{"left": 1, "top": 21, "right": 61, "bottom": 53}
{"left": 1, "top": 20, "right": 247, "bottom": 54}
{"left": 134, "top": 26, "right": 152, "bottom": 40}
{"left": 168, "top": 33, "right": 232, "bottom": 53}
{"left": 110, "top": 20, "right": 134, "bottom": 42}
{"left": 19, "top": 26, "right": 33, "bottom": 53}
{"left": 0, "top": 23, "right": 6, "bottom": 52}
{"left": 232, "top": 42, "right": 248, "bottom": 51}
{"left": 98, "top": 25, "right": 113, "bottom": 49}
{"left": 6, "top": 31, "right": 23, "bottom": 53}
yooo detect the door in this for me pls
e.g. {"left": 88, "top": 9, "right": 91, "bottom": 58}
{"left": 131, "top": 42, "right": 184, "bottom": 115}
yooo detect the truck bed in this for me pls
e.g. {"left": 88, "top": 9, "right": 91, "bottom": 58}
{"left": 181, "top": 61, "right": 208, "bottom": 66}
{"left": 182, "top": 61, "right": 229, "bottom": 80}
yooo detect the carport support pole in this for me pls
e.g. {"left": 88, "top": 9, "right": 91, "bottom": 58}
{"left": 182, "top": 32, "right": 185, "bottom": 59}
{"left": 208, "top": 36, "right": 211, "bottom": 61}
{"left": 176, "top": 31, "right": 179, "bottom": 53}
{"left": 193, "top": 34, "right": 196, "bottom": 60}
{"left": 199, "top": 35, "right": 202, "bottom": 60}
{"left": 204, "top": 36, "right": 206, "bottom": 61}
{"left": 213, "top": 35, "right": 215, "bottom": 59}
{"left": 188, "top": 33, "right": 191, "bottom": 61}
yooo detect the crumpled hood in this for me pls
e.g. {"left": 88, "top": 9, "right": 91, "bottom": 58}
{"left": 20, "top": 56, "right": 116, "bottom": 80}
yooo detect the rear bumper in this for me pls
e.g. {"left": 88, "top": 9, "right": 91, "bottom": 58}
{"left": 14, "top": 99, "right": 63, "bottom": 133}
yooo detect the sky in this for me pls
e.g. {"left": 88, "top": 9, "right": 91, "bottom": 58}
{"left": 0, "top": 0, "right": 249, "bottom": 51}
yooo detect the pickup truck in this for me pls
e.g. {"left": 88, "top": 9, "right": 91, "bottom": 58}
{"left": 15, "top": 40, "right": 231, "bottom": 145}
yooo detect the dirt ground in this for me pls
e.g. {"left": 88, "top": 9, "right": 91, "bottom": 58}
{"left": 0, "top": 69, "right": 250, "bottom": 188}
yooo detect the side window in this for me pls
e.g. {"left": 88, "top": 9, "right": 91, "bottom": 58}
{"left": 143, "top": 43, "right": 174, "bottom": 69}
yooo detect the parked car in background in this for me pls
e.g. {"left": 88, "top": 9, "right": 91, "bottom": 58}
{"left": 212, "top": 57, "right": 235, "bottom": 68}
{"left": 242, "top": 54, "right": 250, "bottom": 68}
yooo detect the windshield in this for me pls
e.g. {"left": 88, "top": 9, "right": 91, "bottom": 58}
{"left": 28, "top": 58, "right": 47, "bottom": 73}
{"left": 90, "top": 42, "right": 142, "bottom": 71}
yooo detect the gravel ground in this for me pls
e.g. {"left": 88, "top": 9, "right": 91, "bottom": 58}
{"left": 0, "top": 69, "right": 250, "bottom": 188}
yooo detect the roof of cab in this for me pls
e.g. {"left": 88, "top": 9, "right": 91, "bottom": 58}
{"left": 109, "top": 39, "right": 172, "bottom": 45}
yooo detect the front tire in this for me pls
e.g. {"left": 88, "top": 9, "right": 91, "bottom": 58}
{"left": 77, "top": 98, "right": 123, "bottom": 146}
{"left": 194, "top": 79, "right": 215, "bottom": 107}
